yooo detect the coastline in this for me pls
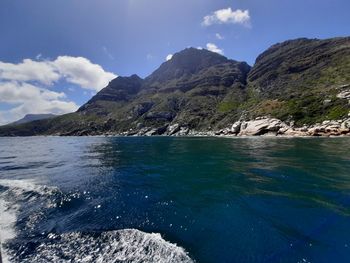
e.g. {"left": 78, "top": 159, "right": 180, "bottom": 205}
{"left": 1, "top": 115, "right": 350, "bottom": 138}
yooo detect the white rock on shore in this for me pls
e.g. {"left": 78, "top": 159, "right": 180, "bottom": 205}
{"left": 217, "top": 116, "right": 350, "bottom": 137}
{"left": 236, "top": 118, "right": 289, "bottom": 136}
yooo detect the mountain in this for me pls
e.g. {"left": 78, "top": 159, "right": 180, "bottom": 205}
{"left": 7, "top": 114, "right": 57, "bottom": 125}
{"left": 0, "top": 37, "right": 349, "bottom": 136}
{"left": 245, "top": 37, "right": 350, "bottom": 125}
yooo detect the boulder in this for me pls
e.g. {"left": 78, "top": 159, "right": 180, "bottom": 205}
{"left": 238, "top": 118, "right": 289, "bottom": 136}
{"left": 176, "top": 127, "right": 189, "bottom": 136}
{"left": 337, "top": 90, "right": 350, "bottom": 100}
{"left": 215, "top": 128, "right": 231, "bottom": 136}
{"left": 231, "top": 121, "right": 242, "bottom": 134}
{"left": 167, "top": 123, "right": 181, "bottom": 135}
{"left": 341, "top": 119, "right": 350, "bottom": 129}
{"left": 145, "top": 128, "right": 158, "bottom": 136}
{"left": 137, "top": 127, "right": 151, "bottom": 136}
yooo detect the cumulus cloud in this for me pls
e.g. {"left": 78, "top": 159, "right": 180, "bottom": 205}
{"left": 0, "top": 81, "right": 78, "bottom": 125}
{"left": 166, "top": 54, "right": 173, "bottom": 61}
{"left": 0, "top": 56, "right": 117, "bottom": 124}
{"left": 0, "top": 59, "right": 60, "bottom": 85}
{"left": 0, "top": 56, "right": 117, "bottom": 91}
{"left": 53, "top": 56, "right": 117, "bottom": 91}
{"left": 202, "top": 7, "right": 251, "bottom": 27}
{"left": 206, "top": 43, "right": 224, "bottom": 55}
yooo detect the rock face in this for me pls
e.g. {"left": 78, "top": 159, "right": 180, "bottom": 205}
{"left": 305, "top": 120, "right": 350, "bottom": 136}
{"left": 238, "top": 118, "right": 289, "bottom": 136}
{"left": 1, "top": 37, "right": 350, "bottom": 137}
{"left": 246, "top": 37, "right": 350, "bottom": 125}
{"left": 231, "top": 121, "right": 241, "bottom": 134}
{"left": 214, "top": 117, "right": 350, "bottom": 137}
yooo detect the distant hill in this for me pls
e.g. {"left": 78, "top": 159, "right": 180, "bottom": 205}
{"left": 8, "top": 114, "right": 57, "bottom": 126}
{"left": 0, "top": 36, "right": 349, "bottom": 136}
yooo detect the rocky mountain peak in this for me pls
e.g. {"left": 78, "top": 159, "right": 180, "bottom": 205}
{"left": 108, "top": 74, "right": 143, "bottom": 90}
{"left": 145, "top": 47, "right": 230, "bottom": 85}
{"left": 78, "top": 74, "right": 144, "bottom": 112}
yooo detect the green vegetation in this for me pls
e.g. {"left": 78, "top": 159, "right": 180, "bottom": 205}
{"left": 218, "top": 101, "right": 240, "bottom": 113}
{"left": 0, "top": 37, "right": 349, "bottom": 136}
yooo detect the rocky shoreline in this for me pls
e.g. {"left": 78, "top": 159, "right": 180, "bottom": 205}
{"left": 83, "top": 116, "right": 350, "bottom": 138}
{"left": 214, "top": 117, "right": 350, "bottom": 137}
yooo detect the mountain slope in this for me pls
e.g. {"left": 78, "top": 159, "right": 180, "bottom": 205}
{"left": 73, "top": 48, "right": 251, "bottom": 133}
{"left": 0, "top": 37, "right": 349, "bottom": 136}
{"left": 244, "top": 37, "right": 350, "bottom": 124}
{"left": 9, "top": 114, "right": 57, "bottom": 126}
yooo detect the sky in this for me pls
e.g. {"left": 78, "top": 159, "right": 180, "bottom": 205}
{"left": 0, "top": 0, "right": 349, "bottom": 124}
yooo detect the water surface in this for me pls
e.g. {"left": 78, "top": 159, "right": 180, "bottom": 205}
{"left": 0, "top": 137, "right": 350, "bottom": 262}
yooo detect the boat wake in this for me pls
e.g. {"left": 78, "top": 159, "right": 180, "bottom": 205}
{"left": 0, "top": 179, "right": 194, "bottom": 263}
{"left": 12, "top": 229, "right": 194, "bottom": 263}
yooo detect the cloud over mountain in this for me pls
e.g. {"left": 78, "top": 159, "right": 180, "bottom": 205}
{"left": 0, "top": 56, "right": 117, "bottom": 124}
{"left": 206, "top": 43, "right": 224, "bottom": 55}
{"left": 0, "top": 81, "right": 78, "bottom": 125}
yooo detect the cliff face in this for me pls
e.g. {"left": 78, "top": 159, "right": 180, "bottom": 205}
{"left": 1, "top": 37, "right": 349, "bottom": 136}
{"left": 245, "top": 37, "right": 350, "bottom": 125}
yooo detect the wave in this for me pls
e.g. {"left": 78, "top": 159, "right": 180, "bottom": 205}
{"left": 0, "top": 179, "right": 194, "bottom": 263}
{"left": 10, "top": 229, "right": 194, "bottom": 263}
{"left": 0, "top": 179, "right": 56, "bottom": 263}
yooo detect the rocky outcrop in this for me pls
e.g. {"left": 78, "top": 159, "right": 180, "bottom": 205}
{"left": 213, "top": 116, "right": 350, "bottom": 137}
{"left": 305, "top": 120, "right": 350, "bottom": 136}
{"left": 237, "top": 118, "right": 290, "bottom": 136}
{"left": 337, "top": 87, "right": 350, "bottom": 105}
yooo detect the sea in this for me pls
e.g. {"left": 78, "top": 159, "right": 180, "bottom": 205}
{"left": 0, "top": 136, "right": 349, "bottom": 263}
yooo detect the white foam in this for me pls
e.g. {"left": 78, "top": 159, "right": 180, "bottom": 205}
{"left": 0, "top": 179, "right": 56, "bottom": 263}
{"left": 0, "top": 189, "right": 18, "bottom": 263}
{"left": 0, "top": 180, "right": 194, "bottom": 262}
{"left": 0, "top": 179, "right": 51, "bottom": 195}
{"left": 18, "top": 229, "right": 194, "bottom": 263}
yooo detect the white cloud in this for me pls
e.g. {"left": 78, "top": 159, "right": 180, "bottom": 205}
{"left": 202, "top": 7, "right": 251, "bottom": 27}
{"left": 0, "top": 56, "right": 117, "bottom": 124}
{"left": 166, "top": 54, "right": 173, "bottom": 61}
{"left": 53, "top": 56, "right": 117, "bottom": 91}
{"left": 206, "top": 43, "right": 224, "bottom": 55}
{"left": 0, "top": 81, "right": 78, "bottom": 125}
{"left": 216, "top": 33, "right": 224, "bottom": 40}
{"left": 0, "top": 59, "right": 60, "bottom": 85}
{"left": 0, "top": 56, "right": 117, "bottom": 91}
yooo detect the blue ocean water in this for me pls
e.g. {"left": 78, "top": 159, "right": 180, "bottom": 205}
{"left": 0, "top": 137, "right": 350, "bottom": 263}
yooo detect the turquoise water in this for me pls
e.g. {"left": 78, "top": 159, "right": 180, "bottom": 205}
{"left": 0, "top": 137, "right": 350, "bottom": 262}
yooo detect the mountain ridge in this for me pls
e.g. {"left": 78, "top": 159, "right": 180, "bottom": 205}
{"left": 1, "top": 36, "right": 349, "bottom": 136}
{"left": 7, "top": 114, "right": 57, "bottom": 126}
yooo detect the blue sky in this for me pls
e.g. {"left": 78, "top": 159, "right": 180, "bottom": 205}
{"left": 0, "top": 0, "right": 349, "bottom": 124}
